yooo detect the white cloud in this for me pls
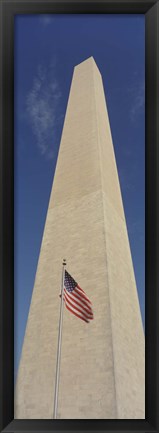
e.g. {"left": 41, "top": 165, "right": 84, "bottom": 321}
{"left": 39, "top": 15, "right": 54, "bottom": 26}
{"left": 130, "top": 81, "right": 145, "bottom": 122}
{"left": 128, "top": 220, "right": 144, "bottom": 242}
{"left": 119, "top": 168, "right": 135, "bottom": 192}
{"left": 26, "top": 63, "right": 62, "bottom": 157}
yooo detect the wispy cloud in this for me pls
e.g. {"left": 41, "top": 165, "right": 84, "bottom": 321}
{"left": 128, "top": 219, "right": 145, "bottom": 242}
{"left": 39, "top": 15, "right": 54, "bottom": 26}
{"left": 129, "top": 81, "right": 145, "bottom": 122}
{"left": 119, "top": 169, "right": 135, "bottom": 192}
{"left": 26, "top": 63, "right": 62, "bottom": 158}
{"left": 119, "top": 160, "right": 139, "bottom": 193}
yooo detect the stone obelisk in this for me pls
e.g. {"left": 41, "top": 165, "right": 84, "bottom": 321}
{"left": 15, "top": 57, "right": 145, "bottom": 419}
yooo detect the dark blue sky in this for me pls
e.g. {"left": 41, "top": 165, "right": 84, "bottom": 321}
{"left": 14, "top": 14, "right": 145, "bottom": 380}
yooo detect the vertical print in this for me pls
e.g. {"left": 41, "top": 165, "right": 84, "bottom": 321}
{"left": 14, "top": 14, "right": 145, "bottom": 419}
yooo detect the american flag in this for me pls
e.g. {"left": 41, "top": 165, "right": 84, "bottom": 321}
{"left": 63, "top": 270, "right": 94, "bottom": 323}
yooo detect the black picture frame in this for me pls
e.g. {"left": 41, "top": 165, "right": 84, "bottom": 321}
{"left": 0, "top": 0, "right": 158, "bottom": 432}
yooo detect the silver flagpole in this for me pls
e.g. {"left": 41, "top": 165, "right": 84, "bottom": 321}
{"left": 53, "top": 259, "right": 66, "bottom": 419}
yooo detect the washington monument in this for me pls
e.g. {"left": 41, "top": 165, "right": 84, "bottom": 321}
{"left": 15, "top": 57, "right": 145, "bottom": 419}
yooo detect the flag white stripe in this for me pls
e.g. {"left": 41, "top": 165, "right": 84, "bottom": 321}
{"left": 64, "top": 291, "right": 93, "bottom": 320}
{"left": 64, "top": 288, "right": 93, "bottom": 316}
{"left": 64, "top": 288, "right": 93, "bottom": 314}
{"left": 74, "top": 286, "right": 92, "bottom": 307}
{"left": 65, "top": 302, "right": 89, "bottom": 323}
{"left": 64, "top": 296, "right": 91, "bottom": 322}
{"left": 76, "top": 286, "right": 92, "bottom": 304}
{"left": 77, "top": 284, "right": 90, "bottom": 296}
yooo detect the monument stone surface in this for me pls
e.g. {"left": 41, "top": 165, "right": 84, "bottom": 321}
{"left": 15, "top": 57, "right": 145, "bottom": 419}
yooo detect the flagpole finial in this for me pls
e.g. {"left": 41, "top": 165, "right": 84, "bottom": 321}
{"left": 63, "top": 259, "right": 66, "bottom": 266}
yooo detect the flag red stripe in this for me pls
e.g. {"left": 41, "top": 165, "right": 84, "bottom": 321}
{"left": 64, "top": 292, "right": 93, "bottom": 321}
{"left": 77, "top": 284, "right": 91, "bottom": 299}
{"left": 64, "top": 292, "right": 93, "bottom": 319}
{"left": 65, "top": 302, "right": 89, "bottom": 323}
{"left": 75, "top": 285, "right": 92, "bottom": 304}
{"left": 71, "top": 289, "right": 92, "bottom": 309}
{"left": 64, "top": 288, "right": 93, "bottom": 316}
{"left": 70, "top": 293, "right": 93, "bottom": 316}
{"left": 64, "top": 294, "right": 93, "bottom": 322}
